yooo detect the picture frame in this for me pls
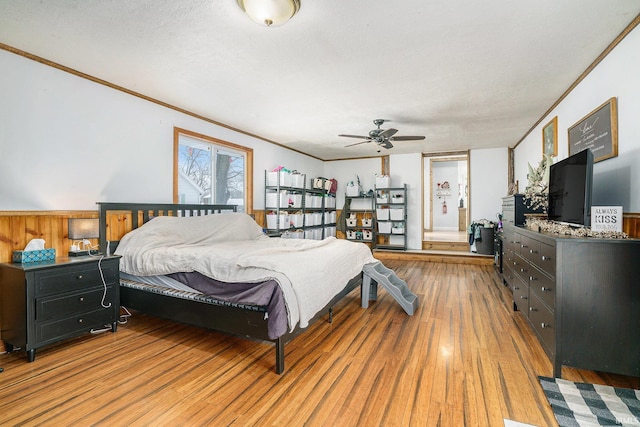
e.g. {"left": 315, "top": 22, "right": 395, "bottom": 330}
{"left": 542, "top": 116, "right": 558, "bottom": 157}
{"left": 568, "top": 97, "right": 618, "bottom": 163}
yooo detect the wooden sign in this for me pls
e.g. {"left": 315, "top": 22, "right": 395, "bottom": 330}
{"left": 568, "top": 97, "right": 618, "bottom": 163}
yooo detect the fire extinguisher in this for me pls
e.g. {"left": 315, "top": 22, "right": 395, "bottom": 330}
{"left": 442, "top": 200, "right": 447, "bottom": 214}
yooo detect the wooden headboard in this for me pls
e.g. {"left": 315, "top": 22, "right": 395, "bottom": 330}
{"left": 97, "top": 202, "right": 237, "bottom": 255}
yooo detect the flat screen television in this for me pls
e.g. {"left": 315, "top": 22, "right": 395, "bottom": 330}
{"left": 547, "top": 149, "right": 594, "bottom": 227}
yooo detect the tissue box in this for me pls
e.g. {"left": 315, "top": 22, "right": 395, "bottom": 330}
{"left": 13, "top": 249, "right": 56, "bottom": 263}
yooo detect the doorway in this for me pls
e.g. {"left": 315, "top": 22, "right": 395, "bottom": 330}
{"left": 423, "top": 153, "right": 469, "bottom": 244}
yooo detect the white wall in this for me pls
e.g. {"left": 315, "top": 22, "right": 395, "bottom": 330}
{"left": 323, "top": 158, "right": 381, "bottom": 209}
{"left": 514, "top": 25, "right": 640, "bottom": 212}
{"left": 469, "top": 147, "right": 509, "bottom": 222}
{"left": 0, "top": 50, "right": 323, "bottom": 210}
{"left": 431, "top": 161, "right": 459, "bottom": 231}
{"left": 388, "top": 153, "right": 423, "bottom": 250}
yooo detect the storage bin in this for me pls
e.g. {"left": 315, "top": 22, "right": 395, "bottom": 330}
{"left": 267, "top": 171, "right": 292, "bottom": 187}
{"left": 325, "top": 196, "right": 336, "bottom": 208}
{"left": 346, "top": 217, "right": 357, "bottom": 227}
{"left": 324, "top": 226, "right": 336, "bottom": 237}
{"left": 390, "top": 208, "right": 404, "bottom": 220}
{"left": 290, "top": 213, "right": 304, "bottom": 227}
{"left": 346, "top": 185, "right": 359, "bottom": 197}
{"left": 375, "top": 175, "right": 391, "bottom": 188}
{"left": 266, "top": 213, "right": 290, "bottom": 229}
{"left": 378, "top": 222, "right": 392, "bottom": 234}
{"left": 304, "top": 229, "right": 315, "bottom": 239}
{"left": 363, "top": 230, "right": 373, "bottom": 241}
{"left": 312, "top": 212, "right": 323, "bottom": 225}
{"left": 289, "top": 193, "right": 302, "bottom": 208}
{"left": 304, "top": 212, "right": 313, "bottom": 226}
{"left": 291, "top": 173, "right": 305, "bottom": 188}
{"left": 392, "top": 223, "right": 405, "bottom": 234}
{"left": 282, "top": 229, "right": 304, "bottom": 239}
{"left": 265, "top": 193, "right": 279, "bottom": 208}
{"left": 362, "top": 217, "right": 372, "bottom": 227}
{"left": 376, "top": 196, "right": 389, "bottom": 204}
{"left": 376, "top": 208, "right": 389, "bottom": 220}
{"left": 391, "top": 194, "right": 404, "bottom": 203}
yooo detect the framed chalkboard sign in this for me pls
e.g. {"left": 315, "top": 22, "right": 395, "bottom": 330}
{"left": 568, "top": 97, "right": 618, "bottom": 163}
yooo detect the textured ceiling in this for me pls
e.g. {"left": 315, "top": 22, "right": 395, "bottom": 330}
{"left": 1, "top": 1, "right": 639, "bottom": 160}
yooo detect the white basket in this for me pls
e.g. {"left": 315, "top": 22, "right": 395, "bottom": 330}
{"left": 266, "top": 213, "right": 290, "bottom": 230}
{"left": 325, "top": 197, "right": 336, "bottom": 208}
{"left": 267, "top": 171, "right": 292, "bottom": 187}
{"left": 290, "top": 213, "right": 304, "bottom": 227}
{"left": 346, "top": 218, "right": 357, "bottom": 227}
{"left": 376, "top": 208, "right": 389, "bottom": 220}
{"left": 378, "top": 222, "right": 392, "bottom": 234}
{"left": 290, "top": 194, "right": 302, "bottom": 208}
{"left": 291, "top": 173, "right": 305, "bottom": 188}
{"left": 375, "top": 176, "right": 391, "bottom": 188}
{"left": 392, "top": 223, "right": 405, "bottom": 234}
{"left": 390, "top": 208, "right": 404, "bottom": 220}
{"left": 346, "top": 185, "right": 359, "bottom": 197}
{"left": 346, "top": 230, "right": 357, "bottom": 240}
{"left": 376, "top": 196, "right": 389, "bottom": 204}
{"left": 282, "top": 229, "right": 304, "bottom": 239}
{"left": 363, "top": 230, "right": 373, "bottom": 241}
{"left": 362, "top": 217, "right": 373, "bottom": 227}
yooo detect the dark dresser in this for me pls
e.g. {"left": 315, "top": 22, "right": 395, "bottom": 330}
{"left": 0, "top": 255, "right": 120, "bottom": 362}
{"left": 502, "top": 223, "right": 640, "bottom": 378}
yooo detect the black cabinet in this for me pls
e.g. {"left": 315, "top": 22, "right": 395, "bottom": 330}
{"left": 0, "top": 256, "right": 121, "bottom": 362}
{"left": 502, "top": 224, "right": 640, "bottom": 378}
{"left": 501, "top": 194, "right": 543, "bottom": 226}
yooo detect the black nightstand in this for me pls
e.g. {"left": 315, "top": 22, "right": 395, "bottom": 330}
{"left": 0, "top": 255, "right": 121, "bottom": 362}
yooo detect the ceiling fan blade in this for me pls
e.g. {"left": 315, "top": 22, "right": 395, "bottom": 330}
{"left": 345, "top": 140, "right": 371, "bottom": 147}
{"left": 378, "top": 128, "right": 398, "bottom": 138}
{"left": 379, "top": 140, "right": 394, "bottom": 149}
{"left": 389, "top": 135, "right": 426, "bottom": 141}
{"left": 338, "top": 134, "right": 369, "bottom": 139}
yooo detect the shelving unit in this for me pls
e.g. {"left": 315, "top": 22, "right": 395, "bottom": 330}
{"left": 374, "top": 184, "right": 407, "bottom": 250}
{"left": 343, "top": 194, "right": 375, "bottom": 247}
{"left": 264, "top": 170, "right": 336, "bottom": 239}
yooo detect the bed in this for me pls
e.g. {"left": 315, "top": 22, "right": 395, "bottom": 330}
{"left": 97, "top": 202, "right": 376, "bottom": 374}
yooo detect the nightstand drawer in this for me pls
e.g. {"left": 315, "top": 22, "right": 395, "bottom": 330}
{"left": 36, "top": 308, "right": 113, "bottom": 345}
{"left": 34, "top": 262, "right": 118, "bottom": 296}
{"left": 36, "top": 286, "right": 116, "bottom": 321}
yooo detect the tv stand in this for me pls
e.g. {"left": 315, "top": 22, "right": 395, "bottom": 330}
{"left": 501, "top": 223, "right": 640, "bottom": 378}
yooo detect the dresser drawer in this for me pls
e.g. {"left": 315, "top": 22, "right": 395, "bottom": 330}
{"left": 34, "top": 262, "right": 118, "bottom": 296}
{"left": 528, "top": 265, "right": 555, "bottom": 309}
{"left": 35, "top": 308, "right": 113, "bottom": 345}
{"left": 511, "top": 273, "right": 529, "bottom": 311}
{"left": 529, "top": 292, "right": 555, "bottom": 358}
{"left": 512, "top": 255, "right": 530, "bottom": 284}
{"left": 536, "top": 242, "right": 555, "bottom": 277}
{"left": 36, "top": 286, "right": 116, "bottom": 321}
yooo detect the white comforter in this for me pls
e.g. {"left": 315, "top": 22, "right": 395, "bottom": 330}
{"left": 115, "top": 213, "right": 376, "bottom": 329}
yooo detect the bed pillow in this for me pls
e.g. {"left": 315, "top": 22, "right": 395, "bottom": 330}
{"left": 118, "top": 212, "right": 265, "bottom": 249}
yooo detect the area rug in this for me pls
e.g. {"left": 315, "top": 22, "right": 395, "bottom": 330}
{"left": 539, "top": 376, "right": 640, "bottom": 426}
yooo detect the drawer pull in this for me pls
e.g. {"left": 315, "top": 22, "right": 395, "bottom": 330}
{"left": 541, "top": 322, "right": 550, "bottom": 329}
{"left": 520, "top": 295, "right": 527, "bottom": 300}
{"left": 78, "top": 318, "right": 84, "bottom": 324}
{"left": 541, "top": 287, "right": 551, "bottom": 292}
{"left": 529, "top": 307, "right": 537, "bottom": 312}
{"left": 79, "top": 297, "right": 85, "bottom": 302}
{"left": 529, "top": 276, "right": 536, "bottom": 281}
{"left": 541, "top": 256, "right": 550, "bottom": 261}
{"left": 529, "top": 249, "right": 537, "bottom": 254}
{"left": 77, "top": 275, "right": 83, "bottom": 280}
{"left": 513, "top": 286, "right": 519, "bottom": 290}
{"left": 521, "top": 244, "right": 527, "bottom": 248}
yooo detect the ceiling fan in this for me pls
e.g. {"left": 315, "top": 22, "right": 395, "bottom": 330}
{"left": 339, "top": 119, "right": 425, "bottom": 150}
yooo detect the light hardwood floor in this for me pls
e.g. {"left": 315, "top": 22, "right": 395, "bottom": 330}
{"left": 1, "top": 260, "right": 638, "bottom": 426}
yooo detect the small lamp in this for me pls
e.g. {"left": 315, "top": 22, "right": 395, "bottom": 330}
{"left": 68, "top": 218, "right": 99, "bottom": 256}
{"left": 237, "top": 0, "right": 300, "bottom": 27}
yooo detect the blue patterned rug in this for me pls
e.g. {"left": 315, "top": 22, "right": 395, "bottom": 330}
{"left": 539, "top": 376, "right": 640, "bottom": 426}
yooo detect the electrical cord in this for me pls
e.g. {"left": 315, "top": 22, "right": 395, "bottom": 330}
{"left": 88, "top": 252, "right": 112, "bottom": 309}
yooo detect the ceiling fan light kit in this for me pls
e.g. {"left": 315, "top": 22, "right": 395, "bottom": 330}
{"left": 339, "top": 119, "right": 425, "bottom": 150}
{"left": 237, "top": 0, "right": 301, "bottom": 27}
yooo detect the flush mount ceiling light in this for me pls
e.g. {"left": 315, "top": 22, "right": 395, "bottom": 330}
{"left": 237, "top": 0, "right": 301, "bottom": 27}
